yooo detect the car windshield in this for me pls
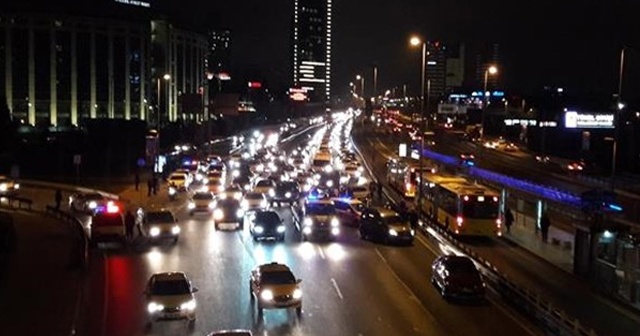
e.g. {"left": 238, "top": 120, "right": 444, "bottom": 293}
{"left": 85, "top": 193, "right": 104, "bottom": 201}
{"left": 170, "top": 175, "right": 185, "bottom": 181}
{"left": 256, "top": 180, "right": 273, "bottom": 187}
{"left": 445, "top": 258, "right": 478, "bottom": 275}
{"left": 246, "top": 193, "right": 263, "bottom": 200}
{"left": 151, "top": 279, "right": 191, "bottom": 295}
{"left": 351, "top": 187, "right": 367, "bottom": 193}
{"left": 384, "top": 215, "right": 405, "bottom": 226}
{"left": 210, "top": 164, "right": 225, "bottom": 171}
{"left": 306, "top": 203, "right": 335, "bottom": 215}
{"left": 313, "top": 159, "right": 330, "bottom": 166}
{"left": 146, "top": 212, "right": 175, "bottom": 224}
{"left": 255, "top": 212, "right": 280, "bottom": 224}
{"left": 193, "top": 193, "right": 213, "bottom": 200}
{"left": 261, "top": 271, "right": 296, "bottom": 285}
{"left": 218, "top": 199, "right": 240, "bottom": 208}
{"left": 208, "top": 172, "right": 222, "bottom": 178}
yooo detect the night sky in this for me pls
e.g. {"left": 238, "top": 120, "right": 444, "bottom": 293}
{"left": 8, "top": 0, "right": 640, "bottom": 102}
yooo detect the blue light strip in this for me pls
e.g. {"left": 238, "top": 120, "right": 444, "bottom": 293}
{"left": 423, "top": 150, "right": 583, "bottom": 207}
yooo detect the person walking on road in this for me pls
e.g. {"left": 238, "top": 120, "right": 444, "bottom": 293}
{"left": 147, "top": 177, "right": 153, "bottom": 197}
{"left": 124, "top": 210, "right": 135, "bottom": 240}
{"left": 54, "top": 189, "right": 62, "bottom": 210}
{"left": 408, "top": 206, "right": 419, "bottom": 230}
{"left": 540, "top": 213, "right": 551, "bottom": 243}
{"left": 134, "top": 173, "right": 140, "bottom": 191}
{"left": 504, "top": 207, "right": 514, "bottom": 233}
{"left": 152, "top": 175, "right": 159, "bottom": 195}
{"left": 377, "top": 183, "right": 383, "bottom": 201}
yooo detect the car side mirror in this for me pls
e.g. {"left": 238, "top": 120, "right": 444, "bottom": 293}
{"left": 191, "top": 286, "right": 199, "bottom": 293}
{"left": 296, "top": 279, "right": 302, "bottom": 284}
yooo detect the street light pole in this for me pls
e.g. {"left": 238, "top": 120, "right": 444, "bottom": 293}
{"left": 482, "top": 65, "right": 497, "bottom": 139}
{"left": 356, "top": 75, "right": 365, "bottom": 99}
{"left": 410, "top": 35, "right": 427, "bottom": 215}
{"left": 373, "top": 66, "right": 378, "bottom": 104}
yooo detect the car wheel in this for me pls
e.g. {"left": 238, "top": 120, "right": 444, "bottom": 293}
{"left": 173, "top": 237, "right": 178, "bottom": 244}
{"left": 296, "top": 306, "right": 302, "bottom": 317}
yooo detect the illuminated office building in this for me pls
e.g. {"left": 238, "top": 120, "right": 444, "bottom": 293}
{"left": 292, "top": 0, "right": 332, "bottom": 103}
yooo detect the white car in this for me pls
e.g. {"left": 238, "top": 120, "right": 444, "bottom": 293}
{"left": 139, "top": 209, "right": 181, "bottom": 243}
{"left": 242, "top": 192, "right": 268, "bottom": 211}
{"left": 145, "top": 272, "right": 198, "bottom": 325}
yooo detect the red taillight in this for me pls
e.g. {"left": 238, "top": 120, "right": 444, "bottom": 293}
{"left": 456, "top": 216, "right": 463, "bottom": 226}
{"left": 106, "top": 201, "right": 119, "bottom": 213}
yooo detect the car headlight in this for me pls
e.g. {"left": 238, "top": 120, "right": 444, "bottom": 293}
{"left": 254, "top": 225, "right": 264, "bottom": 234}
{"left": 303, "top": 227, "right": 312, "bottom": 234}
{"left": 388, "top": 229, "right": 398, "bottom": 236}
{"left": 326, "top": 180, "right": 334, "bottom": 187}
{"left": 168, "top": 187, "right": 177, "bottom": 195}
{"left": 236, "top": 209, "right": 245, "bottom": 218}
{"left": 232, "top": 170, "right": 240, "bottom": 178}
{"left": 14, "top": 183, "right": 19, "bottom": 190}
{"left": 331, "top": 227, "right": 340, "bottom": 235}
{"left": 0, "top": 184, "right": 6, "bottom": 191}
{"left": 303, "top": 184, "right": 311, "bottom": 192}
{"left": 171, "top": 226, "right": 181, "bottom": 235}
{"left": 410, "top": 229, "right": 415, "bottom": 236}
{"left": 277, "top": 225, "right": 286, "bottom": 233}
{"left": 303, "top": 217, "right": 313, "bottom": 226}
{"left": 88, "top": 201, "right": 97, "bottom": 209}
{"left": 188, "top": 202, "right": 195, "bottom": 209}
{"left": 147, "top": 302, "right": 164, "bottom": 313}
{"left": 244, "top": 184, "right": 251, "bottom": 191}
{"left": 260, "top": 289, "right": 274, "bottom": 301}
{"left": 260, "top": 200, "right": 268, "bottom": 208}
{"left": 208, "top": 202, "right": 216, "bottom": 209}
{"left": 219, "top": 186, "right": 225, "bottom": 192}
{"left": 214, "top": 209, "right": 224, "bottom": 220}
{"left": 150, "top": 227, "right": 160, "bottom": 237}
{"left": 268, "top": 189, "right": 275, "bottom": 197}
{"left": 285, "top": 192, "right": 292, "bottom": 198}
{"left": 241, "top": 200, "right": 249, "bottom": 209}
{"left": 234, "top": 192, "right": 242, "bottom": 200}
{"left": 293, "top": 288, "right": 302, "bottom": 299}
{"left": 180, "top": 299, "right": 196, "bottom": 311}
{"left": 331, "top": 218, "right": 340, "bottom": 227}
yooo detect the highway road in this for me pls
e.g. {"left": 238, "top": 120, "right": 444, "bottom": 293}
{"left": 353, "top": 123, "right": 640, "bottom": 335}
{"left": 14, "top": 116, "right": 639, "bottom": 335}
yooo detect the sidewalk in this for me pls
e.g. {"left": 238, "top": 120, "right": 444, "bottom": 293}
{"left": 503, "top": 218, "right": 574, "bottom": 273}
{"left": 0, "top": 210, "right": 82, "bottom": 335}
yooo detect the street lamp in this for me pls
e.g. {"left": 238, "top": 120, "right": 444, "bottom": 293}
{"left": 157, "top": 74, "right": 171, "bottom": 127}
{"left": 410, "top": 35, "right": 427, "bottom": 216}
{"left": 481, "top": 65, "right": 498, "bottom": 139}
{"left": 356, "top": 75, "right": 365, "bottom": 99}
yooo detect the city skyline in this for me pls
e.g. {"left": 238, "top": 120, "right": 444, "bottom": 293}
{"left": 3, "top": 0, "right": 640, "bottom": 104}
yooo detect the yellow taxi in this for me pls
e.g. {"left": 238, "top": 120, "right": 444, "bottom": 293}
{"left": 249, "top": 262, "right": 302, "bottom": 316}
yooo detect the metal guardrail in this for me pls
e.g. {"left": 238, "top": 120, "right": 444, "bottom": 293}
{"left": 18, "top": 180, "right": 120, "bottom": 200}
{"left": 351, "top": 128, "right": 597, "bottom": 336}
{"left": 0, "top": 194, "right": 34, "bottom": 211}
{"left": 43, "top": 205, "right": 89, "bottom": 270}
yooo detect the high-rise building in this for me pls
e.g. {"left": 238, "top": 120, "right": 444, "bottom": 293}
{"left": 426, "top": 41, "right": 447, "bottom": 100}
{"left": 292, "top": 0, "right": 332, "bottom": 103}
{"left": 207, "top": 29, "right": 230, "bottom": 75}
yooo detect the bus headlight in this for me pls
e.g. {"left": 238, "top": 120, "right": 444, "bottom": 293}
{"left": 331, "top": 218, "right": 340, "bottom": 227}
{"left": 213, "top": 209, "right": 224, "bottom": 220}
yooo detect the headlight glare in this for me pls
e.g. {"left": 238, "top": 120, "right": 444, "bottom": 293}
{"left": 171, "top": 226, "right": 180, "bottom": 235}
{"left": 147, "top": 302, "right": 164, "bottom": 313}
{"left": 331, "top": 218, "right": 339, "bottom": 227}
{"left": 388, "top": 229, "right": 398, "bottom": 236}
{"left": 303, "top": 217, "right": 313, "bottom": 226}
{"left": 277, "top": 225, "right": 286, "bottom": 233}
{"left": 150, "top": 227, "right": 160, "bottom": 237}
{"left": 254, "top": 226, "right": 264, "bottom": 234}
{"left": 260, "top": 290, "right": 274, "bottom": 301}
{"left": 293, "top": 288, "right": 302, "bottom": 299}
{"left": 213, "top": 209, "right": 224, "bottom": 220}
{"left": 180, "top": 299, "right": 196, "bottom": 310}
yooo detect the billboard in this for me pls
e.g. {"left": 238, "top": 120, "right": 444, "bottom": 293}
{"left": 114, "top": 0, "right": 151, "bottom": 7}
{"left": 564, "top": 111, "right": 614, "bottom": 129}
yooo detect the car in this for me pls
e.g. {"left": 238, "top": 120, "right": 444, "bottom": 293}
{"left": 253, "top": 179, "right": 276, "bottom": 199}
{"left": 459, "top": 153, "right": 475, "bottom": 166}
{"left": 503, "top": 143, "right": 518, "bottom": 152}
{"left": 249, "top": 262, "right": 302, "bottom": 316}
{"left": 145, "top": 272, "right": 198, "bottom": 325}
{"left": 89, "top": 201, "right": 125, "bottom": 245}
{"left": 219, "top": 184, "right": 244, "bottom": 200}
{"left": 332, "top": 198, "right": 366, "bottom": 227}
{"left": 0, "top": 176, "right": 19, "bottom": 195}
{"left": 188, "top": 191, "right": 216, "bottom": 216}
{"left": 359, "top": 207, "right": 414, "bottom": 245}
{"left": 213, "top": 198, "right": 244, "bottom": 230}
{"left": 431, "top": 255, "right": 486, "bottom": 301}
{"left": 167, "top": 172, "right": 190, "bottom": 191}
{"left": 250, "top": 211, "right": 286, "bottom": 242}
{"left": 228, "top": 153, "right": 243, "bottom": 169}
{"left": 69, "top": 192, "right": 108, "bottom": 213}
{"left": 566, "top": 161, "right": 585, "bottom": 172}
{"left": 299, "top": 199, "right": 340, "bottom": 241}
{"left": 344, "top": 185, "right": 370, "bottom": 201}
{"left": 203, "top": 178, "right": 225, "bottom": 194}
{"left": 535, "top": 155, "right": 551, "bottom": 164}
{"left": 272, "top": 181, "right": 300, "bottom": 206}
{"left": 138, "top": 208, "right": 181, "bottom": 243}
{"left": 241, "top": 192, "right": 268, "bottom": 212}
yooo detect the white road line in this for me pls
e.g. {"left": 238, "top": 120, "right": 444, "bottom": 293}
{"left": 101, "top": 253, "right": 109, "bottom": 336}
{"left": 330, "top": 278, "right": 344, "bottom": 300}
{"left": 373, "top": 248, "right": 439, "bottom": 324}
{"left": 318, "top": 246, "right": 326, "bottom": 259}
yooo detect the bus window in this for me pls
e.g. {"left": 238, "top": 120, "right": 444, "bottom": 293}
{"left": 462, "top": 197, "right": 499, "bottom": 219}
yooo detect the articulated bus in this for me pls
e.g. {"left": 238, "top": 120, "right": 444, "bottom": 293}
{"left": 416, "top": 173, "right": 502, "bottom": 237}
{"left": 386, "top": 158, "right": 437, "bottom": 198}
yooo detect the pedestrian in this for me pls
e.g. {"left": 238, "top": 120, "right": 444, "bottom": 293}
{"left": 134, "top": 173, "right": 140, "bottom": 191}
{"left": 504, "top": 207, "right": 514, "bottom": 233}
{"left": 54, "top": 189, "right": 62, "bottom": 210}
{"left": 147, "top": 177, "right": 153, "bottom": 197}
{"left": 377, "top": 183, "right": 383, "bottom": 200}
{"left": 408, "top": 207, "right": 419, "bottom": 230}
{"left": 124, "top": 210, "right": 135, "bottom": 239}
{"left": 152, "top": 175, "right": 159, "bottom": 195}
{"left": 540, "top": 213, "right": 551, "bottom": 243}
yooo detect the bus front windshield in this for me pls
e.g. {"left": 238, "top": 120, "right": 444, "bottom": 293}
{"left": 461, "top": 198, "right": 499, "bottom": 219}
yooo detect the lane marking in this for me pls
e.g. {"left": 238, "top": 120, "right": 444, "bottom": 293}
{"left": 101, "top": 252, "right": 109, "bottom": 336}
{"left": 318, "top": 246, "right": 326, "bottom": 260}
{"left": 330, "top": 278, "right": 344, "bottom": 300}
{"left": 373, "top": 248, "right": 439, "bottom": 324}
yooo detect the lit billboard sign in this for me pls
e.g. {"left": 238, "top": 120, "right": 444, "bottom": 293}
{"left": 289, "top": 88, "right": 308, "bottom": 101}
{"left": 115, "top": 0, "right": 151, "bottom": 8}
{"left": 564, "top": 111, "right": 614, "bottom": 129}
